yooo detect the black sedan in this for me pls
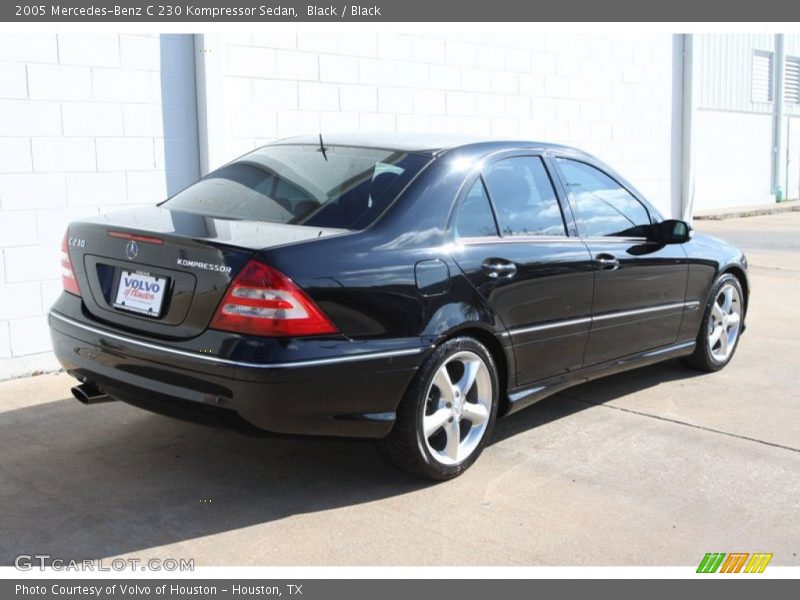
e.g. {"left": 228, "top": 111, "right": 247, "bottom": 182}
{"left": 50, "top": 134, "right": 749, "bottom": 480}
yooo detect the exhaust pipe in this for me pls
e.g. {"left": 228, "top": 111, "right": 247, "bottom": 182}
{"left": 71, "top": 383, "right": 115, "bottom": 405}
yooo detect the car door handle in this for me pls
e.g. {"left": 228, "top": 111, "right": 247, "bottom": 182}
{"left": 595, "top": 253, "right": 621, "bottom": 270}
{"left": 482, "top": 258, "right": 517, "bottom": 278}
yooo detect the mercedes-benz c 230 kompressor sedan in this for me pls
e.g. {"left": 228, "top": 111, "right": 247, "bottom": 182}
{"left": 50, "top": 135, "right": 749, "bottom": 479}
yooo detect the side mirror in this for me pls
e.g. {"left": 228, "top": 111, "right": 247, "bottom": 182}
{"left": 652, "top": 219, "right": 692, "bottom": 244}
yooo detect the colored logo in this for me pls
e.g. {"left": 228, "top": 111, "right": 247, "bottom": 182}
{"left": 697, "top": 552, "right": 773, "bottom": 573}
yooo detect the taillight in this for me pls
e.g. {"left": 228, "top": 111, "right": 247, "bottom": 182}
{"left": 61, "top": 233, "right": 81, "bottom": 297}
{"left": 209, "top": 260, "right": 338, "bottom": 337}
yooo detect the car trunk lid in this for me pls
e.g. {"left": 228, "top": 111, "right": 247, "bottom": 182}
{"left": 65, "top": 207, "right": 346, "bottom": 339}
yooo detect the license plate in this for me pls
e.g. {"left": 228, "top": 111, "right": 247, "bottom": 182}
{"left": 113, "top": 270, "right": 168, "bottom": 318}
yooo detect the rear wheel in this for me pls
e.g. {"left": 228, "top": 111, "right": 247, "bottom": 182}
{"left": 381, "top": 337, "right": 499, "bottom": 480}
{"left": 683, "top": 273, "right": 744, "bottom": 372}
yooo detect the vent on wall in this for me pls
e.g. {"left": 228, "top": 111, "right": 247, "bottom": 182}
{"left": 786, "top": 56, "right": 800, "bottom": 104}
{"left": 752, "top": 50, "right": 774, "bottom": 103}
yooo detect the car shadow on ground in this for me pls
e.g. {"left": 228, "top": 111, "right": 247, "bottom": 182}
{"left": 0, "top": 359, "right": 702, "bottom": 564}
{"left": 493, "top": 358, "right": 706, "bottom": 443}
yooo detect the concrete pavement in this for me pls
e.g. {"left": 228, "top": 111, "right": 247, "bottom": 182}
{"left": 693, "top": 199, "right": 799, "bottom": 220}
{"left": 1, "top": 213, "right": 798, "bottom": 566}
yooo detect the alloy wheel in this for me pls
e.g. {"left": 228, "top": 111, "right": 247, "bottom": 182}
{"left": 422, "top": 351, "right": 493, "bottom": 465}
{"left": 707, "top": 282, "right": 742, "bottom": 362}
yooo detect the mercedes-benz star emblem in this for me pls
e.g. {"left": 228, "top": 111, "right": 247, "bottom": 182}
{"left": 125, "top": 240, "right": 139, "bottom": 260}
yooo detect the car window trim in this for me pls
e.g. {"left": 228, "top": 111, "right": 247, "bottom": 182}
{"left": 456, "top": 234, "right": 658, "bottom": 246}
{"left": 541, "top": 154, "right": 580, "bottom": 237}
{"left": 456, "top": 235, "right": 592, "bottom": 246}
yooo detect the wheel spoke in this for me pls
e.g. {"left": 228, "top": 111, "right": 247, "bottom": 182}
{"left": 727, "top": 312, "right": 741, "bottom": 327}
{"left": 432, "top": 367, "right": 454, "bottom": 404}
{"left": 711, "top": 302, "right": 725, "bottom": 321}
{"left": 461, "top": 402, "right": 489, "bottom": 425}
{"left": 718, "top": 328, "right": 729, "bottom": 355}
{"left": 444, "top": 421, "right": 460, "bottom": 461}
{"left": 424, "top": 408, "right": 451, "bottom": 438}
{"left": 709, "top": 325, "right": 724, "bottom": 347}
{"left": 721, "top": 287, "right": 734, "bottom": 313}
{"left": 455, "top": 358, "right": 481, "bottom": 396}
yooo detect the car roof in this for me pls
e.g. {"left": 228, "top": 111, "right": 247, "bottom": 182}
{"left": 271, "top": 134, "right": 664, "bottom": 219}
{"left": 271, "top": 133, "right": 577, "bottom": 157}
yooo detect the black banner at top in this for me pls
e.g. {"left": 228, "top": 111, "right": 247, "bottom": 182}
{"left": 3, "top": 0, "right": 800, "bottom": 22}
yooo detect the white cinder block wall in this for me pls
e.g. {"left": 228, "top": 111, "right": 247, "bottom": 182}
{"left": 0, "top": 33, "right": 199, "bottom": 377}
{"left": 0, "top": 31, "right": 678, "bottom": 378}
{"left": 215, "top": 33, "right": 677, "bottom": 213}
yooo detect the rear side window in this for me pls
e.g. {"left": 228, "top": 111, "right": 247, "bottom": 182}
{"left": 482, "top": 157, "right": 566, "bottom": 237}
{"left": 162, "top": 145, "right": 428, "bottom": 230}
{"left": 555, "top": 158, "right": 651, "bottom": 237}
{"left": 455, "top": 178, "right": 499, "bottom": 238}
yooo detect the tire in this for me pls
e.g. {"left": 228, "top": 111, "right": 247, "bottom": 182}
{"left": 381, "top": 336, "right": 499, "bottom": 480}
{"left": 682, "top": 273, "right": 745, "bottom": 372}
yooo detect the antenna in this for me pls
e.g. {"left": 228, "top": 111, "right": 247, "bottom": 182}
{"left": 318, "top": 133, "right": 328, "bottom": 161}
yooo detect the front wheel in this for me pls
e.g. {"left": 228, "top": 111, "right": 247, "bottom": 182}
{"left": 381, "top": 337, "right": 499, "bottom": 480}
{"left": 683, "top": 273, "right": 744, "bottom": 372}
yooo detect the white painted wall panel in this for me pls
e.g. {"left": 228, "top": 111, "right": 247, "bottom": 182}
{"left": 695, "top": 34, "right": 800, "bottom": 116}
{"left": 694, "top": 110, "right": 774, "bottom": 208}
{"left": 695, "top": 34, "right": 776, "bottom": 113}
{"left": 787, "top": 117, "right": 800, "bottom": 201}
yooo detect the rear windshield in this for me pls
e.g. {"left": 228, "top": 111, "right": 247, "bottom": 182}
{"left": 162, "top": 144, "right": 429, "bottom": 230}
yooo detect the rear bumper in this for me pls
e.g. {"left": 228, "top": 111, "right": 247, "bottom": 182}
{"left": 49, "top": 302, "right": 428, "bottom": 438}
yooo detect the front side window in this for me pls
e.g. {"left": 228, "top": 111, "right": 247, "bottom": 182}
{"left": 163, "top": 145, "right": 428, "bottom": 230}
{"left": 455, "top": 178, "right": 499, "bottom": 238}
{"left": 482, "top": 157, "right": 566, "bottom": 237}
{"left": 555, "top": 158, "right": 651, "bottom": 238}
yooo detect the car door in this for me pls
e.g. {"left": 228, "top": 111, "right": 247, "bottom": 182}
{"left": 551, "top": 156, "right": 689, "bottom": 366}
{"left": 449, "top": 154, "right": 595, "bottom": 387}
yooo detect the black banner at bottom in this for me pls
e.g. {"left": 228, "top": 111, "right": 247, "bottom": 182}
{"left": 2, "top": 579, "right": 794, "bottom": 600}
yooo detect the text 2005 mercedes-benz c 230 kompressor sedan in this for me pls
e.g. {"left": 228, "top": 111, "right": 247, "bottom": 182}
{"left": 50, "top": 134, "right": 749, "bottom": 479}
